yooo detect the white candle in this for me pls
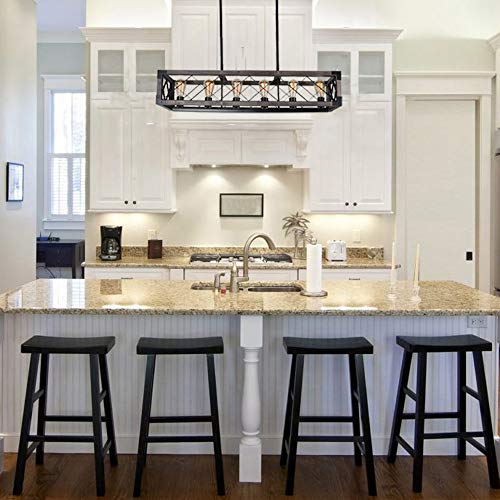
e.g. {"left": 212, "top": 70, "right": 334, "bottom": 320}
{"left": 306, "top": 243, "right": 323, "bottom": 293}
{"left": 413, "top": 243, "right": 420, "bottom": 287}
{"left": 390, "top": 241, "right": 396, "bottom": 284}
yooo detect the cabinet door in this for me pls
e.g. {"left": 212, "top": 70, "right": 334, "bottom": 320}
{"left": 307, "top": 107, "right": 351, "bottom": 212}
{"left": 172, "top": 6, "right": 218, "bottom": 70}
{"left": 130, "top": 45, "right": 169, "bottom": 95}
{"left": 357, "top": 48, "right": 392, "bottom": 102}
{"left": 265, "top": 5, "right": 312, "bottom": 70}
{"left": 241, "top": 131, "right": 294, "bottom": 165}
{"left": 248, "top": 269, "right": 298, "bottom": 281}
{"left": 85, "top": 267, "right": 169, "bottom": 280}
{"left": 317, "top": 49, "right": 351, "bottom": 97}
{"left": 184, "top": 269, "right": 222, "bottom": 281}
{"left": 189, "top": 131, "right": 241, "bottom": 165}
{"left": 89, "top": 100, "right": 131, "bottom": 211}
{"left": 224, "top": 6, "right": 265, "bottom": 71}
{"left": 350, "top": 101, "right": 392, "bottom": 212}
{"left": 130, "top": 102, "right": 174, "bottom": 211}
{"left": 90, "top": 44, "right": 128, "bottom": 99}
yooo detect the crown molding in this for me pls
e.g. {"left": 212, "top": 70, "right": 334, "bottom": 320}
{"left": 489, "top": 32, "right": 500, "bottom": 50}
{"left": 80, "top": 27, "right": 171, "bottom": 43}
{"left": 313, "top": 28, "right": 403, "bottom": 45}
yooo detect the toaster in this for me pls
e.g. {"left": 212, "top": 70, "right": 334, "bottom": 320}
{"left": 326, "top": 240, "right": 347, "bottom": 261}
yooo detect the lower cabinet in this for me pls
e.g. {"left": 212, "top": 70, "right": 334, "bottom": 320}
{"left": 85, "top": 267, "right": 174, "bottom": 280}
{"left": 185, "top": 268, "right": 299, "bottom": 281}
{"left": 298, "top": 269, "right": 392, "bottom": 281}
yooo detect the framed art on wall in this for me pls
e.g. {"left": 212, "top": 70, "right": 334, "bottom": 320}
{"left": 6, "top": 162, "right": 24, "bottom": 201}
{"left": 219, "top": 193, "right": 264, "bottom": 217}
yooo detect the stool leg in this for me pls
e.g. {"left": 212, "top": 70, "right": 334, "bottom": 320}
{"left": 457, "top": 352, "right": 466, "bottom": 460}
{"left": 134, "top": 354, "right": 156, "bottom": 497}
{"left": 387, "top": 350, "right": 413, "bottom": 463}
{"left": 207, "top": 354, "right": 225, "bottom": 496}
{"left": 355, "top": 354, "right": 377, "bottom": 496}
{"left": 349, "top": 354, "right": 362, "bottom": 467}
{"left": 13, "top": 353, "right": 40, "bottom": 496}
{"left": 99, "top": 354, "right": 118, "bottom": 466}
{"left": 280, "top": 354, "right": 297, "bottom": 467}
{"left": 472, "top": 351, "right": 500, "bottom": 489}
{"left": 412, "top": 352, "right": 427, "bottom": 493}
{"left": 35, "top": 353, "right": 49, "bottom": 465}
{"left": 89, "top": 354, "right": 105, "bottom": 497}
{"left": 285, "top": 354, "right": 304, "bottom": 496}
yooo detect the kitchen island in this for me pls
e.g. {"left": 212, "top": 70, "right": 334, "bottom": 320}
{"left": 1, "top": 279, "right": 500, "bottom": 482}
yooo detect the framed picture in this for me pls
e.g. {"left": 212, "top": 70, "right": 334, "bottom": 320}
{"left": 6, "top": 162, "right": 24, "bottom": 202}
{"left": 219, "top": 193, "right": 264, "bottom": 217}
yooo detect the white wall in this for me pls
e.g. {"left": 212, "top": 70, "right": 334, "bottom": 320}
{"left": 86, "top": 166, "right": 394, "bottom": 252}
{"left": 86, "top": 0, "right": 171, "bottom": 27}
{"left": 0, "top": 0, "right": 37, "bottom": 293}
{"left": 37, "top": 43, "right": 87, "bottom": 240}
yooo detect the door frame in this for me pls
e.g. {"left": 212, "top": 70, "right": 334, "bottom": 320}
{"left": 394, "top": 71, "right": 494, "bottom": 292}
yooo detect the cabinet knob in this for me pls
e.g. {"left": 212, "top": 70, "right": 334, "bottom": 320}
{"left": 124, "top": 200, "right": 129, "bottom": 205}
{"left": 353, "top": 202, "right": 358, "bottom": 207}
{"left": 345, "top": 202, "right": 349, "bottom": 206}
{"left": 133, "top": 201, "right": 137, "bottom": 205}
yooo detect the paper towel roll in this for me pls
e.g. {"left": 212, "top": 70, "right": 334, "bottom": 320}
{"left": 306, "top": 243, "right": 323, "bottom": 293}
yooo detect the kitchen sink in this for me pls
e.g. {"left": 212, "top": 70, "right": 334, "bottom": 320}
{"left": 246, "top": 285, "right": 303, "bottom": 293}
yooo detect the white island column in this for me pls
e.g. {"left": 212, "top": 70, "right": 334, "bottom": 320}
{"left": 239, "top": 315, "right": 263, "bottom": 482}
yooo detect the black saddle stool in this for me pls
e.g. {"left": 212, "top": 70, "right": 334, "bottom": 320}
{"left": 387, "top": 334, "right": 500, "bottom": 493}
{"left": 280, "top": 336, "right": 377, "bottom": 496}
{"left": 133, "top": 337, "right": 225, "bottom": 497}
{"left": 13, "top": 335, "right": 118, "bottom": 497}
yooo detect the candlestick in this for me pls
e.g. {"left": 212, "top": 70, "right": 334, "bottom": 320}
{"left": 413, "top": 243, "right": 420, "bottom": 287}
{"left": 390, "top": 241, "right": 396, "bottom": 284}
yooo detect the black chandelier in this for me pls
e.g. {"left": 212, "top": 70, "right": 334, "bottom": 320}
{"left": 156, "top": 0, "right": 342, "bottom": 113}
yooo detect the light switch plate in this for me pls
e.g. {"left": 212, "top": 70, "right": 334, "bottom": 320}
{"left": 352, "top": 229, "right": 361, "bottom": 243}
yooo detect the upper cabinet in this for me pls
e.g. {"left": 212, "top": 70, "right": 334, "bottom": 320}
{"left": 489, "top": 32, "right": 500, "bottom": 130}
{"left": 171, "top": 0, "right": 312, "bottom": 72}
{"left": 305, "top": 29, "right": 402, "bottom": 213}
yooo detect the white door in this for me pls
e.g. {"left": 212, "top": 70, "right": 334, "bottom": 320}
{"left": 404, "top": 100, "right": 476, "bottom": 286}
{"left": 130, "top": 102, "right": 173, "bottom": 211}
{"left": 89, "top": 100, "right": 131, "bottom": 210}
{"left": 350, "top": 101, "right": 392, "bottom": 212}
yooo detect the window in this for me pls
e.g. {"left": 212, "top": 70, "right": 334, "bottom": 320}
{"left": 43, "top": 76, "right": 86, "bottom": 229}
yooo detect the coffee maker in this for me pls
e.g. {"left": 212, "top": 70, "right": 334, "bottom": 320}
{"left": 100, "top": 226, "right": 122, "bottom": 261}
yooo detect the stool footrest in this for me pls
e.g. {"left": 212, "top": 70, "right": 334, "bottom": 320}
{"left": 98, "top": 390, "right": 107, "bottom": 403}
{"left": 32, "top": 389, "right": 45, "bottom": 403}
{"left": 146, "top": 435, "right": 214, "bottom": 444}
{"left": 149, "top": 415, "right": 212, "bottom": 424}
{"left": 396, "top": 436, "right": 415, "bottom": 457}
{"left": 26, "top": 441, "right": 40, "bottom": 459}
{"left": 423, "top": 431, "right": 484, "bottom": 440}
{"left": 402, "top": 387, "right": 417, "bottom": 401}
{"left": 402, "top": 411, "right": 460, "bottom": 420}
{"left": 298, "top": 435, "right": 363, "bottom": 443}
{"left": 28, "top": 434, "right": 95, "bottom": 443}
{"left": 355, "top": 441, "right": 366, "bottom": 456}
{"left": 45, "top": 415, "right": 107, "bottom": 423}
{"left": 102, "top": 438, "right": 112, "bottom": 456}
{"left": 466, "top": 437, "right": 487, "bottom": 455}
{"left": 300, "top": 415, "right": 353, "bottom": 423}
{"left": 463, "top": 386, "right": 480, "bottom": 400}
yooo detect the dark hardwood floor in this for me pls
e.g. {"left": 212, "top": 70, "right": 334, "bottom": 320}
{"left": 0, "top": 453, "right": 499, "bottom": 499}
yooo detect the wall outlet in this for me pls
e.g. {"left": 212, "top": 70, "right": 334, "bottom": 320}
{"left": 467, "top": 316, "right": 487, "bottom": 328}
{"left": 352, "top": 229, "right": 361, "bottom": 243}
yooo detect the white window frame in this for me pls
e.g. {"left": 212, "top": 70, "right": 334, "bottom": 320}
{"left": 42, "top": 75, "right": 86, "bottom": 231}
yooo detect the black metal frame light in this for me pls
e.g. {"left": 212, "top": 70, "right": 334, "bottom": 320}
{"left": 156, "top": 0, "right": 342, "bottom": 113}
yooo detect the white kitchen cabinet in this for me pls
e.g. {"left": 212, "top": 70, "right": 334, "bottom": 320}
{"left": 298, "top": 269, "right": 392, "bottom": 281}
{"left": 248, "top": 269, "right": 298, "bottom": 281}
{"left": 184, "top": 269, "right": 223, "bottom": 281}
{"left": 188, "top": 131, "right": 241, "bottom": 165}
{"left": 89, "top": 99, "right": 175, "bottom": 212}
{"left": 305, "top": 29, "right": 401, "bottom": 213}
{"left": 241, "top": 131, "right": 295, "bottom": 165}
{"left": 85, "top": 267, "right": 171, "bottom": 280}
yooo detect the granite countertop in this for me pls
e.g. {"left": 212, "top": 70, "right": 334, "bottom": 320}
{"left": 83, "top": 255, "right": 396, "bottom": 270}
{"left": 1, "top": 279, "right": 500, "bottom": 317}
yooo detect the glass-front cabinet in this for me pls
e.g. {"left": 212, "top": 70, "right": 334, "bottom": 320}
{"left": 316, "top": 46, "right": 391, "bottom": 101}
{"left": 90, "top": 43, "right": 169, "bottom": 98}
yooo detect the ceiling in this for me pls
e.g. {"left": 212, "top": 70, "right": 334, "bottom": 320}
{"left": 37, "top": 0, "right": 86, "bottom": 36}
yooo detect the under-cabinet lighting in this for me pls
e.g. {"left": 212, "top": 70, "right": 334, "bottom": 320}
{"left": 263, "top": 164, "right": 269, "bottom": 169}
{"left": 211, "top": 164, "right": 217, "bottom": 168}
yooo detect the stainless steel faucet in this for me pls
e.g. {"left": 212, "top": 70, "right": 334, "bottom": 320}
{"left": 229, "top": 233, "right": 277, "bottom": 293}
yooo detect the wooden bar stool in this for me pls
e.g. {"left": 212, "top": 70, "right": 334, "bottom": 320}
{"left": 13, "top": 335, "right": 118, "bottom": 497}
{"left": 280, "top": 336, "right": 377, "bottom": 496}
{"left": 387, "top": 334, "right": 500, "bottom": 493}
{"left": 133, "top": 337, "right": 225, "bottom": 497}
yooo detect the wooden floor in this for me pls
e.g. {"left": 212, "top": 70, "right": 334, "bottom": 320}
{"left": 1, "top": 453, "right": 500, "bottom": 499}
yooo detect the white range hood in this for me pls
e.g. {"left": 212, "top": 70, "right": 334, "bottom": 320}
{"left": 169, "top": 112, "right": 313, "bottom": 169}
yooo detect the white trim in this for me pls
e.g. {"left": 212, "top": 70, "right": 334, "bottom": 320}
{"left": 489, "top": 32, "right": 500, "bottom": 50}
{"left": 313, "top": 28, "right": 403, "bottom": 45}
{"left": 42, "top": 219, "right": 85, "bottom": 231}
{"left": 395, "top": 72, "right": 493, "bottom": 292}
{"left": 80, "top": 27, "right": 171, "bottom": 43}
{"left": 41, "top": 75, "right": 85, "bottom": 91}
{"left": 38, "top": 31, "right": 84, "bottom": 44}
